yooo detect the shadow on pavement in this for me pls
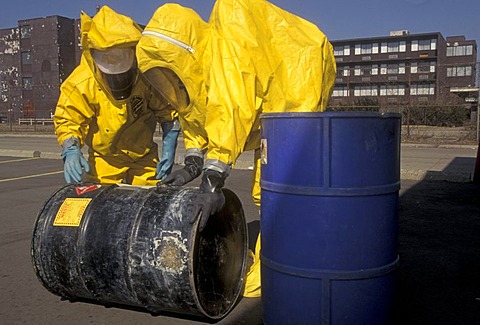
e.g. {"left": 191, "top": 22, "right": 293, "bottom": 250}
{"left": 422, "top": 157, "right": 476, "bottom": 182}
{"left": 392, "top": 177, "right": 480, "bottom": 324}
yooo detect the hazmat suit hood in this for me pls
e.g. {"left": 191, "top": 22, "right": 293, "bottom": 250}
{"left": 137, "top": 0, "right": 336, "bottom": 167}
{"left": 137, "top": 3, "right": 211, "bottom": 151}
{"left": 203, "top": 0, "right": 337, "bottom": 165}
{"left": 80, "top": 6, "right": 143, "bottom": 101}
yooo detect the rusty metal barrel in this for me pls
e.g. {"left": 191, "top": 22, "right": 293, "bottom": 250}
{"left": 31, "top": 183, "right": 247, "bottom": 319}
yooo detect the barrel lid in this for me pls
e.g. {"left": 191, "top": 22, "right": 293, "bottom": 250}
{"left": 260, "top": 111, "right": 401, "bottom": 119}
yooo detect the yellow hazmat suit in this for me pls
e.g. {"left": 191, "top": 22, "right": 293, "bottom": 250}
{"left": 54, "top": 6, "right": 175, "bottom": 185}
{"left": 137, "top": 0, "right": 336, "bottom": 296}
{"left": 137, "top": 4, "right": 211, "bottom": 159}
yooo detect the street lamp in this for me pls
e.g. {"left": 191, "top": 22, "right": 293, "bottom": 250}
{"left": 8, "top": 107, "right": 13, "bottom": 132}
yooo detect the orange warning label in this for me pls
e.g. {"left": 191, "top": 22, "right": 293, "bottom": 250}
{"left": 53, "top": 198, "right": 92, "bottom": 227}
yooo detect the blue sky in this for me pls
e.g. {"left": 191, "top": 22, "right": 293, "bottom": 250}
{"left": 0, "top": 0, "right": 479, "bottom": 49}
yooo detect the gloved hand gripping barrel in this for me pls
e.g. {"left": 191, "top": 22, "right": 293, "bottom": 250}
{"left": 31, "top": 184, "right": 248, "bottom": 319}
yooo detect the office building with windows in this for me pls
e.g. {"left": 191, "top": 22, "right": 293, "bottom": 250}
{"left": 330, "top": 31, "right": 478, "bottom": 113}
{"left": 0, "top": 15, "right": 79, "bottom": 121}
{"left": 0, "top": 17, "right": 478, "bottom": 122}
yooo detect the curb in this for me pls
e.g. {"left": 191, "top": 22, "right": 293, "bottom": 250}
{"left": 0, "top": 150, "right": 60, "bottom": 159}
{"left": 0, "top": 149, "right": 255, "bottom": 170}
{"left": 400, "top": 168, "right": 473, "bottom": 183}
{"left": 401, "top": 142, "right": 478, "bottom": 150}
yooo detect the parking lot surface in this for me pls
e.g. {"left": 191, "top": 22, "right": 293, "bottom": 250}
{"left": 1, "top": 155, "right": 479, "bottom": 324}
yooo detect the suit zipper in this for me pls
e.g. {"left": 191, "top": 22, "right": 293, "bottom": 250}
{"left": 142, "top": 30, "right": 195, "bottom": 54}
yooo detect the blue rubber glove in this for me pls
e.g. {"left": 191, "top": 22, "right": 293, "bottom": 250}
{"left": 156, "top": 120, "right": 180, "bottom": 180}
{"left": 61, "top": 145, "right": 90, "bottom": 184}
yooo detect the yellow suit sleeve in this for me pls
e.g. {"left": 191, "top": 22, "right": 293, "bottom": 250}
{"left": 204, "top": 0, "right": 336, "bottom": 166}
{"left": 54, "top": 66, "right": 95, "bottom": 147}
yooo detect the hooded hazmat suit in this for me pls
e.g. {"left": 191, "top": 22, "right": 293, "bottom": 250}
{"left": 54, "top": 6, "right": 177, "bottom": 185}
{"left": 137, "top": 0, "right": 336, "bottom": 297}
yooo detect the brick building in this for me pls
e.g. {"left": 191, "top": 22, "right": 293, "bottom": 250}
{"left": 330, "top": 31, "right": 478, "bottom": 114}
{"left": 0, "top": 17, "right": 478, "bottom": 123}
{"left": 0, "top": 15, "right": 80, "bottom": 121}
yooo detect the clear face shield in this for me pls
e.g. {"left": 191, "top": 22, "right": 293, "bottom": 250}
{"left": 143, "top": 68, "right": 190, "bottom": 110}
{"left": 91, "top": 47, "right": 137, "bottom": 101}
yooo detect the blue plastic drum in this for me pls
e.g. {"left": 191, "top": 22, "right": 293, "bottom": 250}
{"left": 260, "top": 112, "right": 401, "bottom": 325}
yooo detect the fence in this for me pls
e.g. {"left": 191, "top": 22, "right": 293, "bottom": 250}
{"left": 328, "top": 102, "right": 478, "bottom": 143}
{"left": 18, "top": 118, "right": 54, "bottom": 126}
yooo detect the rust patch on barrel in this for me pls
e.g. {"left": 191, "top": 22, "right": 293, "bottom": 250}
{"left": 152, "top": 231, "right": 188, "bottom": 274}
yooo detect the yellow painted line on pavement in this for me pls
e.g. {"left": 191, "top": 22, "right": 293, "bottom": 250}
{"left": 0, "top": 170, "right": 63, "bottom": 183}
{"left": 0, "top": 157, "right": 40, "bottom": 164}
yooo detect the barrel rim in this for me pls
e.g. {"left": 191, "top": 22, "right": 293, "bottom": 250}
{"left": 260, "top": 180, "right": 401, "bottom": 196}
{"left": 260, "top": 111, "right": 401, "bottom": 119}
{"left": 189, "top": 187, "right": 248, "bottom": 320}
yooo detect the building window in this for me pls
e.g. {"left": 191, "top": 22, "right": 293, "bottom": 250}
{"left": 410, "top": 83, "right": 435, "bottom": 95}
{"left": 447, "top": 65, "right": 473, "bottom": 77}
{"left": 380, "top": 63, "right": 405, "bottom": 75}
{"left": 22, "top": 77, "right": 32, "bottom": 90}
{"left": 388, "top": 42, "right": 399, "bottom": 53}
{"left": 411, "top": 39, "right": 437, "bottom": 51}
{"left": 354, "top": 66, "right": 361, "bottom": 76}
{"left": 337, "top": 66, "right": 350, "bottom": 77}
{"left": 446, "top": 45, "right": 473, "bottom": 56}
{"left": 352, "top": 65, "right": 378, "bottom": 76}
{"left": 361, "top": 44, "right": 372, "bottom": 54}
{"left": 354, "top": 85, "right": 378, "bottom": 96}
{"left": 21, "top": 51, "right": 32, "bottom": 64}
{"left": 332, "top": 86, "right": 349, "bottom": 97}
{"left": 381, "top": 41, "right": 406, "bottom": 53}
{"left": 334, "top": 45, "right": 350, "bottom": 56}
{"left": 380, "top": 85, "right": 405, "bottom": 96}
{"left": 20, "top": 26, "right": 32, "bottom": 39}
{"left": 418, "top": 39, "right": 435, "bottom": 50}
{"left": 411, "top": 62, "right": 435, "bottom": 74}
{"left": 355, "top": 43, "right": 378, "bottom": 55}
{"left": 410, "top": 63, "right": 417, "bottom": 73}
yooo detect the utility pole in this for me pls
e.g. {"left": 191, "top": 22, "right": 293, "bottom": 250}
{"left": 477, "top": 88, "right": 480, "bottom": 142}
{"left": 474, "top": 90, "right": 480, "bottom": 183}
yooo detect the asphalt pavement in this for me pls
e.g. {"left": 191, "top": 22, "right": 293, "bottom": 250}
{"left": 0, "top": 133, "right": 478, "bottom": 182}
{"left": 0, "top": 156, "right": 263, "bottom": 325}
{"left": 0, "top": 134, "right": 479, "bottom": 324}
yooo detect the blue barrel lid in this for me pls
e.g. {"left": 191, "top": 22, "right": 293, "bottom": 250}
{"left": 260, "top": 111, "right": 401, "bottom": 119}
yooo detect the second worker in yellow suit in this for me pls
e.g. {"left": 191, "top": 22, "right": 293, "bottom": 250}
{"left": 137, "top": 0, "right": 336, "bottom": 296}
{"left": 54, "top": 6, "right": 178, "bottom": 186}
